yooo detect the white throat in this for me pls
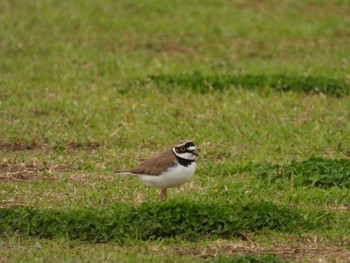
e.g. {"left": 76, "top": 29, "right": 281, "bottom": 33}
{"left": 172, "top": 148, "right": 196, "bottom": 160}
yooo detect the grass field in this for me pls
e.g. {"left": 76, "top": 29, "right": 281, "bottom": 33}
{"left": 1, "top": 0, "right": 350, "bottom": 262}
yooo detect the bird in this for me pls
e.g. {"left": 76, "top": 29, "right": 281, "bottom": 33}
{"left": 113, "top": 141, "right": 199, "bottom": 199}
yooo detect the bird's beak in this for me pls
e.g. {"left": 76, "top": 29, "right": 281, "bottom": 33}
{"left": 192, "top": 150, "right": 199, "bottom": 156}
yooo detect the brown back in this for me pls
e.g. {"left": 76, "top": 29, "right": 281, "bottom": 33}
{"left": 118, "top": 149, "right": 177, "bottom": 176}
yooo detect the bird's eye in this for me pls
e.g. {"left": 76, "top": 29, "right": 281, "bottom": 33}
{"left": 180, "top": 146, "right": 186, "bottom": 152}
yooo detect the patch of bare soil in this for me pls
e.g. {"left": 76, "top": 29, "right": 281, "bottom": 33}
{"left": 0, "top": 142, "right": 42, "bottom": 151}
{"left": 0, "top": 199, "right": 35, "bottom": 209}
{"left": 138, "top": 41, "right": 194, "bottom": 54}
{"left": 152, "top": 240, "right": 350, "bottom": 262}
{"left": 0, "top": 141, "right": 102, "bottom": 152}
{"left": 68, "top": 141, "right": 101, "bottom": 151}
{"left": 0, "top": 159, "right": 68, "bottom": 181}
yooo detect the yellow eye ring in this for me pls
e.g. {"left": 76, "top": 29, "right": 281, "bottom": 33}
{"left": 180, "top": 146, "right": 186, "bottom": 152}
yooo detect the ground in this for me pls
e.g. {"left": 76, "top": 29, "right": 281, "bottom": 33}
{"left": 1, "top": 0, "right": 350, "bottom": 262}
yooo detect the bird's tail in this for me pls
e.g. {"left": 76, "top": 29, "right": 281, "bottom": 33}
{"left": 113, "top": 169, "right": 134, "bottom": 175}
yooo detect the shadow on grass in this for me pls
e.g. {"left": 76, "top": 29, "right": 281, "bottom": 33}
{"left": 146, "top": 73, "right": 350, "bottom": 96}
{"left": 0, "top": 201, "right": 331, "bottom": 244}
{"left": 209, "top": 157, "right": 350, "bottom": 189}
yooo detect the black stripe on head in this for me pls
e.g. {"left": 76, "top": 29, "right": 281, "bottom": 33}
{"left": 174, "top": 141, "right": 196, "bottom": 154}
{"left": 183, "top": 141, "right": 195, "bottom": 148}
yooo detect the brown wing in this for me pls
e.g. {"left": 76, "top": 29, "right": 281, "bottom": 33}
{"left": 117, "top": 150, "right": 177, "bottom": 176}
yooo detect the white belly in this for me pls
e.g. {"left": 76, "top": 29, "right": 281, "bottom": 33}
{"left": 138, "top": 162, "right": 196, "bottom": 189}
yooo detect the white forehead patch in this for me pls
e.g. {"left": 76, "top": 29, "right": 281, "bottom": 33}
{"left": 188, "top": 146, "right": 196, "bottom": 151}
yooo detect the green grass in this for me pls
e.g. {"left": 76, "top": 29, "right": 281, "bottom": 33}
{"left": 1, "top": 200, "right": 333, "bottom": 243}
{"left": 1, "top": 0, "right": 350, "bottom": 262}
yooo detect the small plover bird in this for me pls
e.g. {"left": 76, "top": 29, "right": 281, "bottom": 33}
{"left": 114, "top": 141, "right": 199, "bottom": 199}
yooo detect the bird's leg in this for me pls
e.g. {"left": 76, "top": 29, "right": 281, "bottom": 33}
{"left": 160, "top": 188, "right": 167, "bottom": 200}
